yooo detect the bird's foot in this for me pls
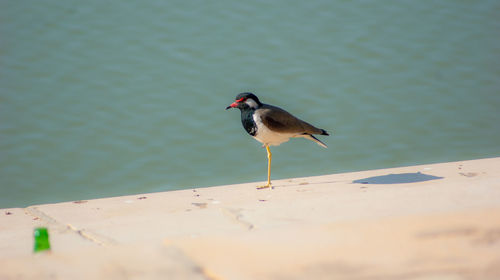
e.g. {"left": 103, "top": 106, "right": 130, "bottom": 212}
{"left": 257, "top": 183, "right": 273, "bottom": 190}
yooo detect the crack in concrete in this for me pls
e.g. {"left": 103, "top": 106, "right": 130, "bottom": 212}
{"left": 65, "top": 223, "right": 116, "bottom": 247}
{"left": 221, "top": 208, "right": 254, "bottom": 230}
{"left": 25, "top": 206, "right": 116, "bottom": 247}
{"left": 25, "top": 206, "right": 60, "bottom": 225}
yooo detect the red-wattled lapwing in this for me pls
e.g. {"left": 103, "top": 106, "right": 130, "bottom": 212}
{"left": 226, "top": 92, "right": 329, "bottom": 189}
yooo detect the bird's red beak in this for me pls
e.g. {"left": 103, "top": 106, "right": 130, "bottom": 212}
{"left": 225, "top": 102, "right": 238, "bottom": 110}
{"left": 225, "top": 97, "right": 245, "bottom": 110}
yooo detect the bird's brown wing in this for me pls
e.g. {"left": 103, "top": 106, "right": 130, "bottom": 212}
{"left": 259, "top": 104, "right": 324, "bottom": 135}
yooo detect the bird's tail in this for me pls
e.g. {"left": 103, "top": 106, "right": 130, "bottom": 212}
{"left": 303, "top": 134, "right": 328, "bottom": 148}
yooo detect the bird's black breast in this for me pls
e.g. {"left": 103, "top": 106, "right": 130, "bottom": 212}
{"left": 240, "top": 109, "right": 257, "bottom": 136}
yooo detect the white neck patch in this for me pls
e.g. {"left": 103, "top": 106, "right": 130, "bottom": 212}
{"left": 245, "top": 98, "right": 259, "bottom": 109}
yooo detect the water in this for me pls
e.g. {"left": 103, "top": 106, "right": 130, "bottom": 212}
{"left": 1, "top": 0, "right": 499, "bottom": 208}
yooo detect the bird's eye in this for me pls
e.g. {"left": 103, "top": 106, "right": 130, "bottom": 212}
{"left": 236, "top": 97, "right": 247, "bottom": 103}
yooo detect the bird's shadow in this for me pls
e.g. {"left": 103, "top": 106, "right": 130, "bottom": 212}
{"left": 353, "top": 172, "right": 443, "bottom": 184}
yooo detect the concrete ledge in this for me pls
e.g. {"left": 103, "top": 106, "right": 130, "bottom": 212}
{"left": 1, "top": 157, "right": 500, "bottom": 279}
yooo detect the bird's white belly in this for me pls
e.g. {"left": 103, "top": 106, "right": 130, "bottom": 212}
{"left": 252, "top": 114, "right": 295, "bottom": 146}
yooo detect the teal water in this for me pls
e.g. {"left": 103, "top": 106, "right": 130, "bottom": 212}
{"left": 1, "top": 1, "right": 499, "bottom": 208}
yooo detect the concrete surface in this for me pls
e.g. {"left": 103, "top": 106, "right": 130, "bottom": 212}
{"left": 1, "top": 157, "right": 500, "bottom": 279}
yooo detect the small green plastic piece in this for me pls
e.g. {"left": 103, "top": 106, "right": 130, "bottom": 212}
{"left": 33, "top": 227, "right": 51, "bottom": 252}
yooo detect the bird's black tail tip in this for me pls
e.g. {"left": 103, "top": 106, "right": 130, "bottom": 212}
{"left": 321, "top": 129, "right": 329, "bottom": 136}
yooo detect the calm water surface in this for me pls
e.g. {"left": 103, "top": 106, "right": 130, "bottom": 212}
{"left": 1, "top": 1, "right": 500, "bottom": 208}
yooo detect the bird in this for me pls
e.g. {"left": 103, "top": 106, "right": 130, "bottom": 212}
{"left": 226, "top": 92, "right": 329, "bottom": 189}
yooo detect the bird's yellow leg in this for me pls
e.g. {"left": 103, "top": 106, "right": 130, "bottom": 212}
{"left": 257, "top": 145, "right": 272, "bottom": 189}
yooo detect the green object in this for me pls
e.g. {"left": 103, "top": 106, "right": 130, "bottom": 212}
{"left": 33, "top": 227, "right": 51, "bottom": 252}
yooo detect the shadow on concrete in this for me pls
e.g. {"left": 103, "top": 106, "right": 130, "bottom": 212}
{"left": 353, "top": 172, "right": 443, "bottom": 184}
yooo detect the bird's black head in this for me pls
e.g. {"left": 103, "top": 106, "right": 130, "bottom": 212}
{"left": 225, "top": 92, "right": 262, "bottom": 110}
